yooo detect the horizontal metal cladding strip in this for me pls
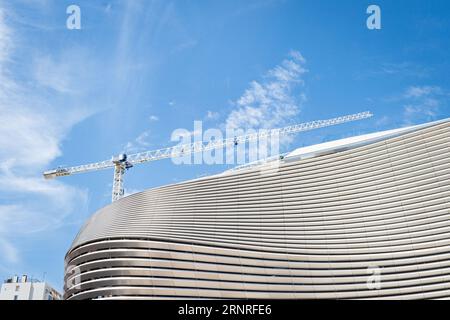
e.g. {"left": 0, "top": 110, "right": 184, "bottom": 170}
{"left": 65, "top": 259, "right": 450, "bottom": 290}
{"left": 94, "top": 197, "right": 450, "bottom": 223}
{"left": 95, "top": 165, "right": 450, "bottom": 213}
{"left": 66, "top": 222, "right": 450, "bottom": 255}
{"left": 66, "top": 238, "right": 450, "bottom": 263}
{"left": 86, "top": 203, "right": 450, "bottom": 228}
{"left": 66, "top": 252, "right": 450, "bottom": 276}
{"left": 64, "top": 256, "right": 450, "bottom": 292}
{"left": 106, "top": 149, "right": 450, "bottom": 203}
{"left": 65, "top": 120, "right": 450, "bottom": 299}
{"left": 66, "top": 228, "right": 450, "bottom": 257}
{"left": 94, "top": 188, "right": 450, "bottom": 225}
{"left": 90, "top": 188, "right": 450, "bottom": 224}
{"left": 66, "top": 274, "right": 450, "bottom": 296}
{"left": 70, "top": 216, "right": 448, "bottom": 254}
{"left": 67, "top": 223, "right": 450, "bottom": 253}
{"left": 66, "top": 281, "right": 450, "bottom": 300}
{"left": 65, "top": 264, "right": 450, "bottom": 287}
{"left": 65, "top": 241, "right": 450, "bottom": 275}
{"left": 101, "top": 208, "right": 448, "bottom": 238}
{"left": 102, "top": 154, "right": 448, "bottom": 200}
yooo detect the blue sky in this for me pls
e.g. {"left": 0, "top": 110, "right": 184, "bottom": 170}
{"left": 0, "top": 0, "right": 449, "bottom": 291}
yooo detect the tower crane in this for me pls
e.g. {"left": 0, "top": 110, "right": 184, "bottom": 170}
{"left": 43, "top": 111, "right": 373, "bottom": 202}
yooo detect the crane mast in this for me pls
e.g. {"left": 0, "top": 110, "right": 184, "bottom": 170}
{"left": 43, "top": 111, "right": 373, "bottom": 202}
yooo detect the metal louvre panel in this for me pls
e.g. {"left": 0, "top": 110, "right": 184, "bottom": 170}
{"left": 65, "top": 121, "right": 450, "bottom": 299}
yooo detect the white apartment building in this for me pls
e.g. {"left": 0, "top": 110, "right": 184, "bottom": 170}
{"left": 0, "top": 275, "right": 61, "bottom": 300}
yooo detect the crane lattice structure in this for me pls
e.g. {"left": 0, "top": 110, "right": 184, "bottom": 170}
{"left": 43, "top": 111, "right": 373, "bottom": 202}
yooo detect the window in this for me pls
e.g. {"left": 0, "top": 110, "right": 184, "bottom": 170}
{"left": 15, "top": 285, "right": 20, "bottom": 292}
{"left": 13, "top": 295, "right": 18, "bottom": 300}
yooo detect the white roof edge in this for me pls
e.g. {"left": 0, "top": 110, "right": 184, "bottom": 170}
{"left": 285, "top": 117, "right": 450, "bottom": 160}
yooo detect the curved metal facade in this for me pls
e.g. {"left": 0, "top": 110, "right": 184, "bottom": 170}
{"left": 65, "top": 120, "right": 450, "bottom": 299}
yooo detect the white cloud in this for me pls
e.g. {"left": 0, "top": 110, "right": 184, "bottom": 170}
{"left": 33, "top": 54, "right": 75, "bottom": 94}
{"left": 205, "top": 110, "right": 220, "bottom": 120}
{"left": 288, "top": 50, "right": 306, "bottom": 63}
{"left": 149, "top": 115, "right": 159, "bottom": 121}
{"left": 403, "top": 99, "right": 439, "bottom": 121}
{"left": 0, "top": 106, "right": 66, "bottom": 170}
{"left": 402, "top": 85, "right": 447, "bottom": 125}
{"left": 225, "top": 50, "right": 307, "bottom": 131}
{"left": 404, "top": 86, "right": 442, "bottom": 99}
{"left": 135, "top": 131, "right": 150, "bottom": 147}
{"left": 0, "top": 6, "right": 89, "bottom": 268}
{"left": 0, "top": 180, "right": 87, "bottom": 236}
{"left": 172, "top": 39, "right": 198, "bottom": 54}
{"left": 124, "top": 130, "right": 152, "bottom": 153}
{"left": 32, "top": 47, "right": 99, "bottom": 95}
{"left": 0, "top": 9, "right": 12, "bottom": 64}
{"left": 375, "top": 115, "right": 390, "bottom": 127}
{"left": 375, "top": 62, "right": 430, "bottom": 78}
{"left": 221, "top": 51, "right": 308, "bottom": 164}
{"left": 0, "top": 238, "right": 19, "bottom": 264}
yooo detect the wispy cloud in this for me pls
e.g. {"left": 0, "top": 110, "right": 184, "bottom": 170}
{"left": 225, "top": 50, "right": 307, "bottom": 131}
{"left": 375, "top": 115, "right": 390, "bottom": 127}
{"left": 0, "top": 6, "right": 89, "bottom": 268}
{"left": 233, "top": 0, "right": 285, "bottom": 16}
{"left": 205, "top": 110, "right": 220, "bottom": 121}
{"left": 0, "top": 8, "right": 11, "bottom": 64}
{"left": 33, "top": 54, "right": 76, "bottom": 94}
{"left": 403, "top": 85, "right": 442, "bottom": 99}
{"left": 124, "top": 130, "right": 152, "bottom": 154}
{"left": 0, "top": 238, "right": 19, "bottom": 265}
{"left": 402, "top": 85, "right": 448, "bottom": 125}
{"left": 124, "top": 115, "right": 161, "bottom": 153}
{"left": 171, "top": 39, "right": 198, "bottom": 54}
{"left": 360, "top": 61, "right": 431, "bottom": 79}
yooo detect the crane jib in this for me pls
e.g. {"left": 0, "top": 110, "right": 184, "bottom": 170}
{"left": 42, "top": 111, "right": 373, "bottom": 202}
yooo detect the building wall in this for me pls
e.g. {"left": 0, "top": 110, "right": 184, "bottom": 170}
{"left": 1, "top": 283, "right": 33, "bottom": 300}
{"left": 65, "top": 120, "right": 450, "bottom": 299}
{"left": 0, "top": 282, "right": 61, "bottom": 300}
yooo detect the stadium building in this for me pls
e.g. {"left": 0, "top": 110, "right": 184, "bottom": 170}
{"left": 64, "top": 118, "right": 450, "bottom": 299}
